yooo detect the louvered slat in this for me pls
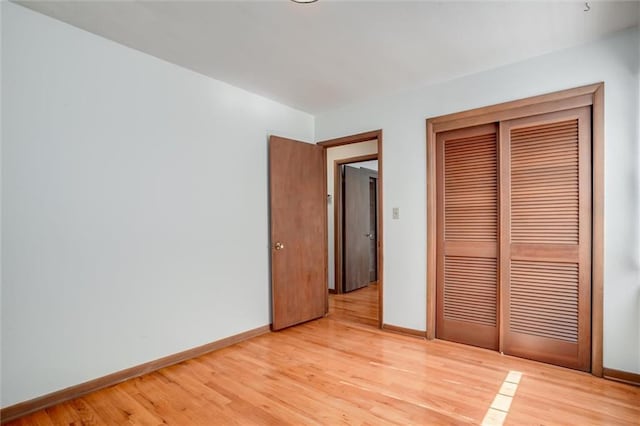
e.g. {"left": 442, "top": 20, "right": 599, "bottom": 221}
{"left": 445, "top": 133, "right": 497, "bottom": 241}
{"left": 444, "top": 256, "right": 497, "bottom": 326}
{"left": 511, "top": 119, "right": 579, "bottom": 244}
{"left": 510, "top": 260, "right": 579, "bottom": 342}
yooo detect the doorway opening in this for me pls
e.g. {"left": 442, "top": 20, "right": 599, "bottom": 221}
{"left": 318, "top": 131, "right": 383, "bottom": 329}
{"left": 338, "top": 159, "right": 379, "bottom": 293}
{"left": 332, "top": 158, "right": 378, "bottom": 327}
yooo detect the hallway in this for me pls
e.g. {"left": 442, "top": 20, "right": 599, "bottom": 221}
{"left": 328, "top": 283, "right": 378, "bottom": 328}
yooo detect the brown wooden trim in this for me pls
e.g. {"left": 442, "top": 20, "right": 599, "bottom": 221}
{"left": 335, "top": 154, "right": 378, "bottom": 165}
{"left": 323, "top": 147, "right": 329, "bottom": 314}
{"left": 425, "top": 83, "right": 604, "bottom": 376}
{"left": 0, "top": 325, "right": 270, "bottom": 424}
{"left": 334, "top": 153, "right": 378, "bottom": 295}
{"left": 322, "top": 130, "right": 383, "bottom": 328}
{"left": 426, "top": 120, "right": 436, "bottom": 340}
{"left": 497, "top": 122, "right": 506, "bottom": 353}
{"left": 376, "top": 134, "right": 384, "bottom": 329}
{"left": 591, "top": 84, "right": 604, "bottom": 378}
{"left": 382, "top": 323, "right": 426, "bottom": 338}
{"left": 603, "top": 368, "right": 640, "bottom": 387}
{"left": 428, "top": 83, "right": 601, "bottom": 127}
{"left": 432, "top": 94, "right": 593, "bottom": 133}
{"left": 317, "top": 129, "right": 382, "bottom": 148}
{"left": 334, "top": 158, "right": 343, "bottom": 295}
{"left": 328, "top": 288, "right": 337, "bottom": 294}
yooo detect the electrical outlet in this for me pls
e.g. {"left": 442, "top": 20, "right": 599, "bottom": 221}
{"left": 392, "top": 207, "right": 400, "bottom": 220}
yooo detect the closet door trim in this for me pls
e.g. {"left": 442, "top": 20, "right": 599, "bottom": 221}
{"left": 426, "top": 83, "right": 604, "bottom": 377}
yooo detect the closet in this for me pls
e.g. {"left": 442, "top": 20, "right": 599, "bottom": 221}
{"left": 433, "top": 98, "right": 594, "bottom": 372}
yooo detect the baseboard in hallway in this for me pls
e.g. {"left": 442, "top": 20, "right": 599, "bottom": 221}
{"left": 382, "top": 323, "right": 426, "bottom": 338}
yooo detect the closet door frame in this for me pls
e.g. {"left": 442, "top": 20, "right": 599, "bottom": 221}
{"left": 426, "top": 83, "right": 605, "bottom": 377}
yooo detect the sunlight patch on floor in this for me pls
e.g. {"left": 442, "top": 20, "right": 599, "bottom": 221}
{"left": 481, "top": 370, "right": 522, "bottom": 426}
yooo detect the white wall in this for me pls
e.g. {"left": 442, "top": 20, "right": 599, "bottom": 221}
{"left": 349, "top": 160, "right": 378, "bottom": 172}
{"left": 316, "top": 27, "right": 640, "bottom": 374}
{"left": 0, "top": 4, "right": 3, "bottom": 388}
{"left": 0, "top": 2, "right": 313, "bottom": 407}
{"left": 326, "top": 141, "right": 377, "bottom": 290}
{"left": 637, "top": 24, "right": 640, "bottom": 354}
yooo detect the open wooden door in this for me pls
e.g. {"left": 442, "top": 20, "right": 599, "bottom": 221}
{"left": 344, "top": 166, "right": 371, "bottom": 292}
{"left": 269, "top": 136, "right": 327, "bottom": 331}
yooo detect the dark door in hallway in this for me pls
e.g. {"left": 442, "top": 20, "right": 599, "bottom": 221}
{"left": 368, "top": 176, "right": 378, "bottom": 283}
{"left": 344, "top": 165, "right": 378, "bottom": 292}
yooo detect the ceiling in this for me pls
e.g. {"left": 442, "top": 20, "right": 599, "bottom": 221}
{"left": 15, "top": 0, "right": 640, "bottom": 114}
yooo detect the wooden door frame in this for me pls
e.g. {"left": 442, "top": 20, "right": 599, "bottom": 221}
{"left": 318, "top": 130, "right": 384, "bottom": 329}
{"left": 425, "top": 83, "right": 604, "bottom": 376}
{"left": 334, "top": 153, "right": 379, "bottom": 294}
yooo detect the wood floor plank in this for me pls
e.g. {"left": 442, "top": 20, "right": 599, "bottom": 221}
{"left": 83, "top": 386, "right": 163, "bottom": 425}
{"left": 43, "top": 398, "right": 101, "bottom": 425}
{"left": 7, "top": 410, "right": 55, "bottom": 426}
{"left": 328, "top": 283, "right": 379, "bottom": 327}
{"left": 124, "top": 373, "right": 225, "bottom": 424}
{"left": 4, "top": 285, "right": 639, "bottom": 425}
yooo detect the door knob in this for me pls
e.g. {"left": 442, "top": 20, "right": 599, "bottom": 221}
{"left": 365, "top": 233, "right": 374, "bottom": 239}
{"left": 274, "top": 242, "right": 285, "bottom": 250}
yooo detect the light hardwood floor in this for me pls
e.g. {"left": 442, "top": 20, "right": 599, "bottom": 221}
{"left": 328, "top": 282, "right": 378, "bottom": 327}
{"left": 5, "top": 287, "right": 639, "bottom": 425}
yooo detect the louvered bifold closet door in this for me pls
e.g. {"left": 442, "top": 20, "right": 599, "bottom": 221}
{"left": 500, "top": 107, "right": 591, "bottom": 371}
{"left": 436, "top": 124, "right": 498, "bottom": 350}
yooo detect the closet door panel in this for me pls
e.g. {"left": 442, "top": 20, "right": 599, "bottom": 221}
{"left": 436, "top": 124, "right": 498, "bottom": 350}
{"left": 501, "top": 107, "right": 591, "bottom": 371}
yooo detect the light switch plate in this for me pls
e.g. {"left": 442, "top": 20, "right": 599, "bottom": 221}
{"left": 392, "top": 207, "right": 400, "bottom": 220}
